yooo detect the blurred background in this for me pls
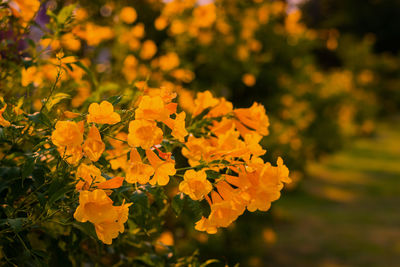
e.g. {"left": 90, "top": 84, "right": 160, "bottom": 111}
{"left": 1, "top": 0, "right": 400, "bottom": 266}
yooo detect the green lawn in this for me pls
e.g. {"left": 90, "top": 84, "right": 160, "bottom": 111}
{"left": 267, "top": 121, "right": 400, "bottom": 267}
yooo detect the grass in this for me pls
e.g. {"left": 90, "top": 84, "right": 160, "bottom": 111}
{"left": 265, "top": 121, "right": 400, "bottom": 267}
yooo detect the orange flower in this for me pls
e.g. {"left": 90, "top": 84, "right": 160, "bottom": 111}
{"left": 83, "top": 125, "right": 105, "bottom": 162}
{"left": 127, "top": 119, "right": 163, "bottom": 149}
{"left": 75, "top": 164, "right": 105, "bottom": 191}
{"left": 179, "top": 170, "right": 212, "bottom": 200}
{"left": 94, "top": 201, "right": 132, "bottom": 244}
{"left": 193, "top": 91, "right": 219, "bottom": 116}
{"left": 51, "top": 121, "right": 84, "bottom": 148}
{"left": 57, "top": 145, "right": 83, "bottom": 165}
{"left": 234, "top": 102, "right": 270, "bottom": 136}
{"left": 135, "top": 95, "right": 169, "bottom": 122}
{"left": 125, "top": 148, "right": 154, "bottom": 184}
{"left": 10, "top": 0, "right": 40, "bottom": 25}
{"left": 163, "top": 111, "right": 188, "bottom": 142}
{"left": 146, "top": 149, "right": 176, "bottom": 186}
{"left": 87, "top": 101, "right": 121, "bottom": 125}
{"left": 140, "top": 40, "right": 157, "bottom": 60}
{"left": 0, "top": 105, "right": 11, "bottom": 127}
{"left": 74, "top": 189, "right": 117, "bottom": 224}
{"left": 120, "top": 6, "right": 137, "bottom": 24}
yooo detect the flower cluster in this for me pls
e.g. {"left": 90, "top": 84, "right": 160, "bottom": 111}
{"left": 49, "top": 87, "right": 290, "bottom": 243}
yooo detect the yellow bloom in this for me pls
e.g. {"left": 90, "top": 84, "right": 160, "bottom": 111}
{"left": 57, "top": 145, "right": 83, "bottom": 165}
{"left": 21, "top": 66, "right": 42, "bottom": 87}
{"left": 120, "top": 6, "right": 137, "bottom": 24}
{"left": 61, "top": 33, "right": 81, "bottom": 51}
{"left": 207, "top": 98, "right": 233, "bottom": 118}
{"left": 179, "top": 170, "right": 212, "bottom": 200}
{"left": 234, "top": 102, "right": 270, "bottom": 136}
{"left": 10, "top": 0, "right": 40, "bottom": 25}
{"left": 146, "top": 149, "right": 176, "bottom": 186}
{"left": 135, "top": 95, "right": 168, "bottom": 122}
{"left": 163, "top": 111, "right": 188, "bottom": 142}
{"left": 83, "top": 125, "right": 105, "bottom": 162}
{"left": 0, "top": 105, "right": 11, "bottom": 127}
{"left": 193, "top": 91, "right": 219, "bottom": 116}
{"left": 181, "top": 135, "right": 213, "bottom": 166}
{"left": 87, "top": 101, "right": 121, "bottom": 125}
{"left": 192, "top": 3, "right": 216, "bottom": 28}
{"left": 94, "top": 201, "right": 132, "bottom": 244}
{"left": 125, "top": 148, "right": 154, "bottom": 184}
{"left": 74, "top": 189, "right": 117, "bottom": 224}
{"left": 140, "top": 40, "right": 157, "bottom": 60}
{"left": 51, "top": 121, "right": 84, "bottom": 148}
{"left": 75, "top": 164, "right": 105, "bottom": 191}
{"left": 127, "top": 119, "right": 163, "bottom": 149}
{"left": 154, "top": 16, "right": 168, "bottom": 31}
{"left": 242, "top": 73, "right": 256, "bottom": 87}
{"left": 158, "top": 52, "right": 180, "bottom": 71}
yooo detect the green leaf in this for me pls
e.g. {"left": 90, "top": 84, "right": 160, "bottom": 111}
{"left": 7, "top": 218, "right": 26, "bottom": 233}
{"left": 27, "top": 112, "right": 51, "bottom": 127}
{"left": 205, "top": 170, "right": 221, "bottom": 180}
{"left": 107, "top": 95, "right": 123, "bottom": 106}
{"left": 186, "top": 198, "right": 203, "bottom": 222}
{"left": 47, "top": 93, "right": 70, "bottom": 111}
{"left": 21, "top": 156, "right": 35, "bottom": 180}
{"left": 57, "top": 4, "right": 76, "bottom": 25}
{"left": 171, "top": 193, "right": 185, "bottom": 217}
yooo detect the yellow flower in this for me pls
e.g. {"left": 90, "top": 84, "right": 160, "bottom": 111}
{"left": 94, "top": 201, "right": 132, "bottom": 244}
{"left": 163, "top": 111, "right": 188, "bottom": 142}
{"left": 83, "top": 125, "right": 105, "bottom": 162}
{"left": 193, "top": 91, "right": 219, "bottom": 116}
{"left": 179, "top": 170, "right": 212, "bottom": 200}
{"left": 154, "top": 16, "right": 168, "bottom": 31}
{"left": 242, "top": 73, "right": 256, "bottom": 87}
{"left": 181, "top": 135, "right": 213, "bottom": 166}
{"left": 21, "top": 66, "right": 42, "bottom": 87}
{"left": 158, "top": 52, "right": 180, "bottom": 71}
{"left": 75, "top": 164, "right": 105, "bottom": 191}
{"left": 120, "top": 6, "right": 137, "bottom": 24}
{"left": 57, "top": 145, "right": 83, "bottom": 165}
{"left": 74, "top": 189, "right": 117, "bottom": 224}
{"left": 51, "top": 121, "right": 84, "bottom": 148}
{"left": 140, "top": 40, "right": 157, "bottom": 60}
{"left": 207, "top": 98, "right": 233, "bottom": 118}
{"left": 10, "top": 0, "right": 40, "bottom": 25}
{"left": 87, "top": 101, "right": 121, "bottom": 125}
{"left": 192, "top": 3, "right": 216, "bottom": 28}
{"left": 146, "top": 149, "right": 176, "bottom": 186}
{"left": 0, "top": 105, "right": 11, "bottom": 127}
{"left": 125, "top": 148, "right": 154, "bottom": 184}
{"left": 135, "top": 95, "right": 168, "bottom": 122}
{"left": 234, "top": 102, "right": 270, "bottom": 136}
{"left": 127, "top": 119, "right": 163, "bottom": 149}
{"left": 61, "top": 33, "right": 81, "bottom": 51}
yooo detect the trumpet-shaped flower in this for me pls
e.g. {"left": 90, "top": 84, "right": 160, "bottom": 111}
{"left": 75, "top": 164, "right": 105, "bottom": 191}
{"left": 83, "top": 125, "right": 105, "bottom": 162}
{"left": 87, "top": 101, "right": 121, "bottom": 125}
{"left": 146, "top": 149, "right": 176, "bottom": 186}
{"left": 179, "top": 170, "right": 212, "bottom": 200}
{"left": 125, "top": 148, "right": 154, "bottom": 184}
{"left": 128, "top": 119, "right": 163, "bottom": 149}
{"left": 52, "top": 121, "right": 84, "bottom": 148}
